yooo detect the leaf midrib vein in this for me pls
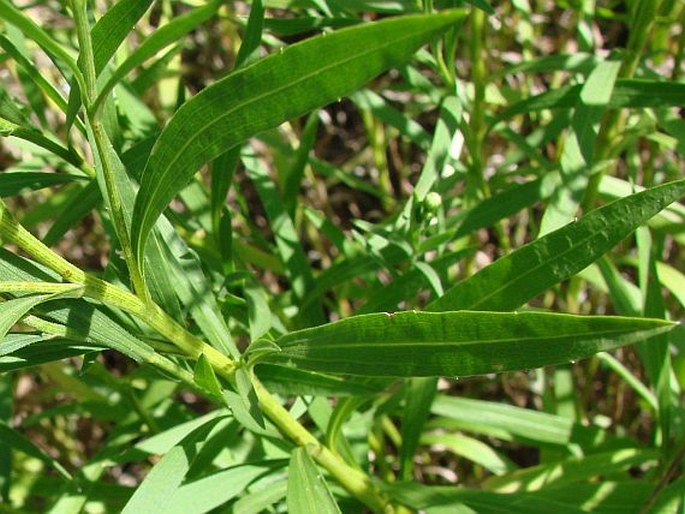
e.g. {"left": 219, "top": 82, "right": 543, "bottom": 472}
{"left": 282, "top": 326, "right": 655, "bottom": 350}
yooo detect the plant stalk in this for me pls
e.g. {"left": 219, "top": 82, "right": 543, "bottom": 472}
{"left": 1, "top": 199, "right": 391, "bottom": 511}
{"left": 581, "top": 0, "right": 663, "bottom": 211}
{"left": 252, "top": 378, "right": 392, "bottom": 513}
{"left": 70, "top": 0, "right": 148, "bottom": 300}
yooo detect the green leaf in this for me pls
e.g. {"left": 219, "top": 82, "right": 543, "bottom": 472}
{"left": 384, "top": 480, "right": 653, "bottom": 513}
{"left": 133, "top": 411, "right": 228, "bottom": 456}
{"left": 483, "top": 448, "right": 658, "bottom": 493}
{"left": 0, "top": 333, "right": 104, "bottom": 372}
{"left": 193, "top": 353, "right": 223, "bottom": 398}
{"left": 122, "top": 416, "right": 223, "bottom": 514}
{"left": 121, "top": 446, "right": 188, "bottom": 514}
{"left": 0, "top": 295, "right": 52, "bottom": 339}
{"left": 421, "top": 432, "right": 516, "bottom": 476}
{"left": 400, "top": 378, "right": 438, "bottom": 480}
{"left": 430, "top": 395, "right": 607, "bottom": 448}
{"left": 165, "top": 463, "right": 283, "bottom": 514}
{"left": 232, "top": 479, "right": 288, "bottom": 514}
{"left": 0, "top": 0, "right": 81, "bottom": 83}
{"left": 43, "top": 181, "right": 101, "bottom": 246}
{"left": 235, "top": 366, "right": 265, "bottom": 429}
{"left": 267, "top": 310, "right": 673, "bottom": 377}
{"left": 539, "top": 60, "right": 621, "bottom": 235}
{"left": 496, "top": 53, "right": 601, "bottom": 78}
{"left": 242, "top": 152, "right": 322, "bottom": 326}
{"left": 235, "top": 0, "right": 265, "bottom": 69}
{"left": 0, "top": 420, "right": 71, "bottom": 480}
{"left": 91, "top": 0, "right": 155, "bottom": 74}
{"left": 244, "top": 339, "right": 281, "bottom": 365}
{"left": 0, "top": 117, "right": 84, "bottom": 167}
{"left": 0, "top": 33, "right": 70, "bottom": 117}
{"left": 0, "top": 78, "right": 32, "bottom": 125}
{"left": 0, "top": 420, "right": 73, "bottom": 480}
{"left": 244, "top": 280, "right": 272, "bottom": 343}
{"left": 93, "top": 0, "right": 220, "bottom": 111}
{"left": 350, "top": 89, "right": 431, "bottom": 149}
{"left": 493, "top": 79, "right": 685, "bottom": 125}
{"left": 396, "top": 95, "right": 462, "bottom": 230}
{"left": 0, "top": 172, "right": 85, "bottom": 198}
{"left": 37, "top": 300, "right": 154, "bottom": 363}
{"left": 131, "top": 9, "right": 467, "bottom": 265}
{"left": 427, "top": 179, "right": 685, "bottom": 312}
{"left": 287, "top": 447, "right": 341, "bottom": 514}
{"left": 256, "top": 364, "right": 388, "bottom": 397}
{"left": 449, "top": 174, "right": 560, "bottom": 240}
{"left": 0, "top": 333, "right": 55, "bottom": 357}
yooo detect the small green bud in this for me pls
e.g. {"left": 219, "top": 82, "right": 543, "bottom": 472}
{"left": 423, "top": 192, "right": 442, "bottom": 214}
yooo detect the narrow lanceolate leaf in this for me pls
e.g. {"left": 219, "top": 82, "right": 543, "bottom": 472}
{"left": 493, "top": 79, "right": 685, "bottom": 125}
{"left": 287, "top": 448, "right": 341, "bottom": 514}
{"left": 131, "top": 9, "right": 467, "bottom": 265}
{"left": 91, "top": 0, "right": 155, "bottom": 73}
{"left": 93, "top": 0, "right": 221, "bottom": 111}
{"left": 0, "top": 0, "right": 80, "bottom": 79}
{"left": 0, "top": 172, "right": 85, "bottom": 197}
{"left": 0, "top": 420, "right": 71, "bottom": 480}
{"left": 0, "top": 295, "right": 51, "bottom": 339}
{"left": 267, "top": 311, "right": 674, "bottom": 377}
{"left": 428, "top": 179, "right": 685, "bottom": 312}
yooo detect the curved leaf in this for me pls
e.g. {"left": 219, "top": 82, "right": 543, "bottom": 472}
{"left": 0, "top": 172, "right": 85, "bottom": 198}
{"left": 427, "top": 179, "right": 685, "bottom": 312}
{"left": 131, "top": 9, "right": 467, "bottom": 265}
{"left": 267, "top": 311, "right": 674, "bottom": 377}
{"left": 93, "top": 0, "right": 221, "bottom": 111}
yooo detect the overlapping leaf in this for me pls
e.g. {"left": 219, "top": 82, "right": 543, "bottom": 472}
{"left": 131, "top": 10, "right": 467, "bottom": 265}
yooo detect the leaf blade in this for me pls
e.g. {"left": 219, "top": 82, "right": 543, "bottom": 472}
{"left": 131, "top": 9, "right": 467, "bottom": 264}
{"left": 287, "top": 447, "right": 341, "bottom": 514}
{"left": 427, "top": 179, "right": 685, "bottom": 312}
{"left": 268, "top": 311, "right": 674, "bottom": 377}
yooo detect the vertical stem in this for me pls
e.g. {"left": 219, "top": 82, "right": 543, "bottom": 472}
{"left": 71, "top": 0, "right": 148, "bottom": 300}
{"left": 467, "top": 8, "right": 489, "bottom": 204}
{"left": 673, "top": 7, "right": 685, "bottom": 81}
{"left": 581, "top": 0, "right": 663, "bottom": 211}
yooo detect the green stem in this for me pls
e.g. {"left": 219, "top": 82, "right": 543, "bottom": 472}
{"left": 0, "top": 282, "right": 83, "bottom": 295}
{"left": 1, "top": 200, "right": 389, "bottom": 511}
{"left": 673, "top": 7, "right": 685, "bottom": 81}
{"left": 252, "top": 378, "right": 391, "bottom": 513}
{"left": 0, "top": 198, "right": 234, "bottom": 376}
{"left": 71, "top": 0, "right": 148, "bottom": 300}
{"left": 581, "top": 0, "right": 663, "bottom": 211}
{"left": 467, "top": 8, "right": 488, "bottom": 203}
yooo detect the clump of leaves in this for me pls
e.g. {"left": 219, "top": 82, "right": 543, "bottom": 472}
{"left": 1, "top": 0, "right": 684, "bottom": 512}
